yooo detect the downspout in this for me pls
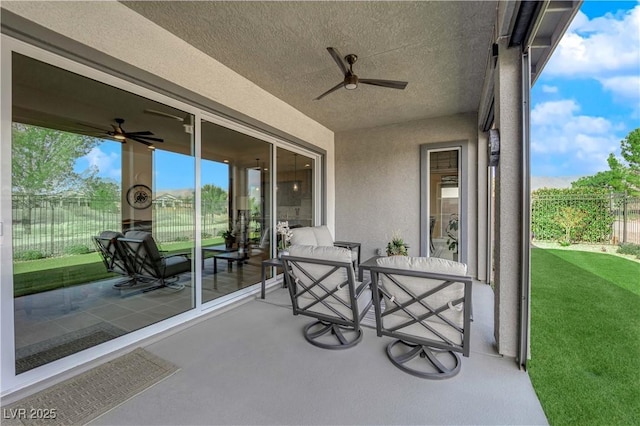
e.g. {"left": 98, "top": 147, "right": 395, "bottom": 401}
{"left": 519, "top": 48, "right": 532, "bottom": 370}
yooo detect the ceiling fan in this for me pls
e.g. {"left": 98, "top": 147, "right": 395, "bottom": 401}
{"left": 314, "top": 47, "right": 409, "bottom": 100}
{"left": 79, "top": 118, "right": 164, "bottom": 146}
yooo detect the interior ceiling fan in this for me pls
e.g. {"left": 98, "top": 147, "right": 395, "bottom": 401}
{"left": 314, "top": 47, "right": 409, "bottom": 100}
{"left": 80, "top": 118, "right": 164, "bottom": 146}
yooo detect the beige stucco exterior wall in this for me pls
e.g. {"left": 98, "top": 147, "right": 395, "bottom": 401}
{"left": 2, "top": 0, "right": 336, "bottom": 230}
{"left": 335, "top": 113, "right": 479, "bottom": 277}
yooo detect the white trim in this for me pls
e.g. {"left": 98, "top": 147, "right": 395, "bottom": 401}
{"left": 0, "top": 33, "right": 323, "bottom": 396}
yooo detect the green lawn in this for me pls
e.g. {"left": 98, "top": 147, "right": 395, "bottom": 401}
{"left": 530, "top": 248, "right": 640, "bottom": 425}
{"left": 12, "top": 238, "right": 222, "bottom": 297}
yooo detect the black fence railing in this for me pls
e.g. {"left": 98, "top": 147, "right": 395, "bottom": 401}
{"left": 11, "top": 195, "right": 229, "bottom": 258}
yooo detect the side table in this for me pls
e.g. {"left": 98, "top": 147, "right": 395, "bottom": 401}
{"left": 261, "top": 258, "right": 283, "bottom": 299}
{"left": 358, "top": 255, "right": 384, "bottom": 281}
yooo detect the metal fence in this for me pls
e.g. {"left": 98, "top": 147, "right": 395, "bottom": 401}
{"left": 531, "top": 192, "right": 639, "bottom": 245}
{"left": 11, "top": 195, "right": 229, "bottom": 257}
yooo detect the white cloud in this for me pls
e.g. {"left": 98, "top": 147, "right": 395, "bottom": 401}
{"left": 530, "top": 99, "right": 622, "bottom": 175}
{"left": 541, "top": 85, "right": 558, "bottom": 93}
{"left": 83, "top": 146, "right": 121, "bottom": 180}
{"left": 545, "top": 6, "right": 640, "bottom": 79}
{"left": 598, "top": 75, "right": 640, "bottom": 100}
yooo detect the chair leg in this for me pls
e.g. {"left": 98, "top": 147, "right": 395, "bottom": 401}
{"left": 386, "top": 340, "right": 461, "bottom": 379}
{"left": 303, "top": 320, "right": 363, "bottom": 350}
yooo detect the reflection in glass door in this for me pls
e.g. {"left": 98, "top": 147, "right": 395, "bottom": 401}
{"left": 427, "top": 149, "right": 460, "bottom": 261}
{"left": 276, "top": 148, "right": 314, "bottom": 229}
{"left": 200, "top": 120, "right": 272, "bottom": 303}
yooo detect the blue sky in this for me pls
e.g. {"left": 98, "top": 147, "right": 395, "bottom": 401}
{"left": 75, "top": 143, "right": 229, "bottom": 191}
{"left": 531, "top": 1, "right": 640, "bottom": 178}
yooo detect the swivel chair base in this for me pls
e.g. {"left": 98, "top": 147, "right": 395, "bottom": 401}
{"left": 304, "top": 320, "right": 363, "bottom": 349}
{"left": 387, "top": 340, "right": 461, "bottom": 379}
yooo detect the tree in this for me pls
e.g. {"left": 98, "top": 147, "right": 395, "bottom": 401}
{"left": 201, "top": 184, "right": 228, "bottom": 215}
{"left": 553, "top": 206, "right": 587, "bottom": 246}
{"left": 12, "top": 123, "right": 100, "bottom": 235}
{"left": 620, "top": 128, "right": 640, "bottom": 192}
{"left": 12, "top": 123, "right": 100, "bottom": 194}
{"left": 571, "top": 128, "right": 640, "bottom": 196}
{"left": 85, "top": 177, "right": 120, "bottom": 213}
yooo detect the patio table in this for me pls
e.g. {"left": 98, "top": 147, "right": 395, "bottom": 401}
{"left": 260, "top": 258, "right": 283, "bottom": 299}
{"left": 358, "top": 255, "right": 384, "bottom": 281}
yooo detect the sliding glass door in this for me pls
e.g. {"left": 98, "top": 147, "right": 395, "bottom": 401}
{"left": 200, "top": 120, "right": 272, "bottom": 303}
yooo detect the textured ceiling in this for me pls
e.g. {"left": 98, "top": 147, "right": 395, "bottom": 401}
{"left": 122, "top": 1, "right": 497, "bottom": 132}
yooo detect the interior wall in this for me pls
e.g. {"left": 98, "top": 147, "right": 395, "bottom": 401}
{"left": 335, "top": 113, "right": 479, "bottom": 277}
{"left": 1, "top": 0, "right": 336, "bottom": 231}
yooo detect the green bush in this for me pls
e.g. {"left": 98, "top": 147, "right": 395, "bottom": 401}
{"left": 618, "top": 243, "right": 640, "bottom": 257}
{"left": 14, "top": 250, "right": 46, "bottom": 261}
{"left": 532, "top": 188, "right": 614, "bottom": 243}
{"left": 63, "top": 244, "right": 92, "bottom": 255}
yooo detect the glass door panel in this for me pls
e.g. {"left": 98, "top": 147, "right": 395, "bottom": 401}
{"left": 427, "top": 149, "right": 460, "bottom": 261}
{"left": 276, "top": 148, "right": 315, "bottom": 230}
{"left": 200, "top": 120, "right": 272, "bottom": 303}
{"left": 11, "top": 52, "right": 195, "bottom": 374}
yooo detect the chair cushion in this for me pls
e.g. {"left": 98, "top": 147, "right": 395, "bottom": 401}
{"left": 376, "top": 256, "right": 468, "bottom": 344}
{"left": 100, "top": 230, "right": 124, "bottom": 240}
{"left": 290, "top": 226, "right": 335, "bottom": 247}
{"left": 124, "top": 231, "right": 162, "bottom": 262}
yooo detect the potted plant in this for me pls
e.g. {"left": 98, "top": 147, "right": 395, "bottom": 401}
{"left": 386, "top": 233, "right": 409, "bottom": 256}
{"left": 221, "top": 228, "right": 235, "bottom": 250}
{"left": 446, "top": 214, "right": 459, "bottom": 261}
{"left": 276, "top": 221, "right": 293, "bottom": 257}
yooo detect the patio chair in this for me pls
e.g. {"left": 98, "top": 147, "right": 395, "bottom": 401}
{"left": 93, "top": 230, "right": 136, "bottom": 288}
{"left": 281, "top": 244, "right": 372, "bottom": 349}
{"left": 290, "top": 225, "right": 361, "bottom": 267}
{"left": 118, "top": 231, "right": 191, "bottom": 291}
{"left": 369, "top": 256, "right": 472, "bottom": 379}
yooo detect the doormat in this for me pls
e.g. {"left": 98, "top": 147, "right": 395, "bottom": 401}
{"left": 2, "top": 348, "right": 179, "bottom": 426}
{"left": 15, "top": 323, "right": 127, "bottom": 374}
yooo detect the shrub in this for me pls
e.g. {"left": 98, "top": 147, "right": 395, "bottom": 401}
{"left": 617, "top": 243, "right": 640, "bottom": 257}
{"left": 14, "top": 250, "right": 46, "bottom": 261}
{"left": 63, "top": 244, "right": 92, "bottom": 255}
{"left": 531, "top": 188, "right": 613, "bottom": 243}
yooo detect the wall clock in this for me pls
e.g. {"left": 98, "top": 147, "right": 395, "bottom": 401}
{"left": 126, "top": 184, "right": 152, "bottom": 209}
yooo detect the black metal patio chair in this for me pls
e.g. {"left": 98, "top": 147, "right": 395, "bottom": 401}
{"left": 118, "top": 231, "right": 191, "bottom": 292}
{"left": 93, "top": 230, "right": 136, "bottom": 288}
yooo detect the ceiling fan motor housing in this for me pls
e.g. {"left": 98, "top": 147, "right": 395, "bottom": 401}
{"left": 344, "top": 74, "right": 358, "bottom": 90}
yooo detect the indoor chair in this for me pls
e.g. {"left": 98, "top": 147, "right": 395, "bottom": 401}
{"left": 281, "top": 244, "right": 372, "bottom": 349}
{"left": 289, "top": 225, "right": 361, "bottom": 267}
{"left": 370, "top": 256, "right": 472, "bottom": 379}
{"left": 118, "top": 231, "right": 191, "bottom": 291}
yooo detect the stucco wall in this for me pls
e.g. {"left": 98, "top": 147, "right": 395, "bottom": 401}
{"left": 335, "top": 113, "right": 479, "bottom": 277}
{"left": 2, "top": 0, "right": 336, "bottom": 230}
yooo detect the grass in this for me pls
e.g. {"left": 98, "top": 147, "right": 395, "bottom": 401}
{"left": 530, "top": 248, "right": 640, "bottom": 425}
{"left": 12, "top": 238, "right": 223, "bottom": 297}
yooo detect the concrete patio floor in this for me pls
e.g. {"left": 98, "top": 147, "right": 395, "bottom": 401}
{"left": 89, "top": 281, "right": 548, "bottom": 425}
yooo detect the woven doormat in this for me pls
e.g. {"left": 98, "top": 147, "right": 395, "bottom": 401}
{"left": 2, "top": 348, "right": 179, "bottom": 426}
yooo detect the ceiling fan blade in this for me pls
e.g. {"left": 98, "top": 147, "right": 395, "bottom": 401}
{"left": 313, "top": 82, "right": 344, "bottom": 101}
{"left": 130, "top": 135, "right": 164, "bottom": 143}
{"left": 359, "top": 79, "right": 408, "bottom": 90}
{"left": 327, "top": 47, "right": 349, "bottom": 76}
{"left": 124, "top": 130, "right": 154, "bottom": 136}
{"left": 128, "top": 136, "right": 154, "bottom": 146}
{"left": 144, "top": 109, "right": 185, "bottom": 122}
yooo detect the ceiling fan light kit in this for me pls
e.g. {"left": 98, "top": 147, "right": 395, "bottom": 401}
{"left": 314, "top": 47, "right": 408, "bottom": 100}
